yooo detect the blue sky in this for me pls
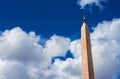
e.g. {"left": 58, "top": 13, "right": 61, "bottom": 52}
{"left": 0, "top": 0, "right": 119, "bottom": 37}
{"left": 0, "top": 0, "right": 120, "bottom": 79}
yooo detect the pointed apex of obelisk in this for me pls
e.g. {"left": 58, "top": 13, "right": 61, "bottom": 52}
{"left": 81, "top": 15, "right": 88, "bottom": 30}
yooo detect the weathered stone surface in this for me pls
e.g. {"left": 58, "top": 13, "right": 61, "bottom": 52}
{"left": 81, "top": 22, "right": 94, "bottom": 79}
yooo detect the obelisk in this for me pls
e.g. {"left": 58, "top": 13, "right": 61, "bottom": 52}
{"left": 81, "top": 17, "right": 95, "bottom": 79}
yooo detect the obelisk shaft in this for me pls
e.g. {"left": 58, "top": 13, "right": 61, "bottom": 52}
{"left": 81, "top": 22, "right": 94, "bottom": 79}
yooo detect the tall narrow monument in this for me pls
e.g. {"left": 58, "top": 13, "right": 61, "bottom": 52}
{"left": 81, "top": 17, "right": 95, "bottom": 79}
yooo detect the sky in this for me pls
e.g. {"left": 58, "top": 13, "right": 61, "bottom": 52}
{"left": 0, "top": 0, "right": 120, "bottom": 79}
{"left": 0, "top": 0, "right": 119, "bottom": 38}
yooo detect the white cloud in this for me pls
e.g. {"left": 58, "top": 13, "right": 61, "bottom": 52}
{"left": 70, "top": 39, "right": 81, "bottom": 59}
{"left": 0, "top": 27, "right": 42, "bottom": 61}
{"left": 91, "top": 18, "right": 120, "bottom": 79}
{"left": 0, "top": 18, "right": 120, "bottom": 79}
{"left": 0, "top": 59, "right": 29, "bottom": 79}
{"left": 77, "top": 0, "right": 107, "bottom": 9}
{"left": 0, "top": 27, "right": 71, "bottom": 79}
{"left": 43, "top": 34, "right": 70, "bottom": 59}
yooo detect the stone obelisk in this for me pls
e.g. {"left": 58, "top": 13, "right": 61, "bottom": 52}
{"left": 81, "top": 17, "right": 95, "bottom": 79}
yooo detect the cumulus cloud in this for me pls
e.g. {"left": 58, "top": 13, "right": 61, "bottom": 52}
{"left": 91, "top": 19, "right": 120, "bottom": 79}
{"left": 0, "top": 27, "right": 71, "bottom": 79}
{"left": 77, "top": 0, "right": 107, "bottom": 9}
{"left": 0, "top": 59, "right": 29, "bottom": 79}
{"left": 0, "top": 18, "right": 120, "bottom": 79}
